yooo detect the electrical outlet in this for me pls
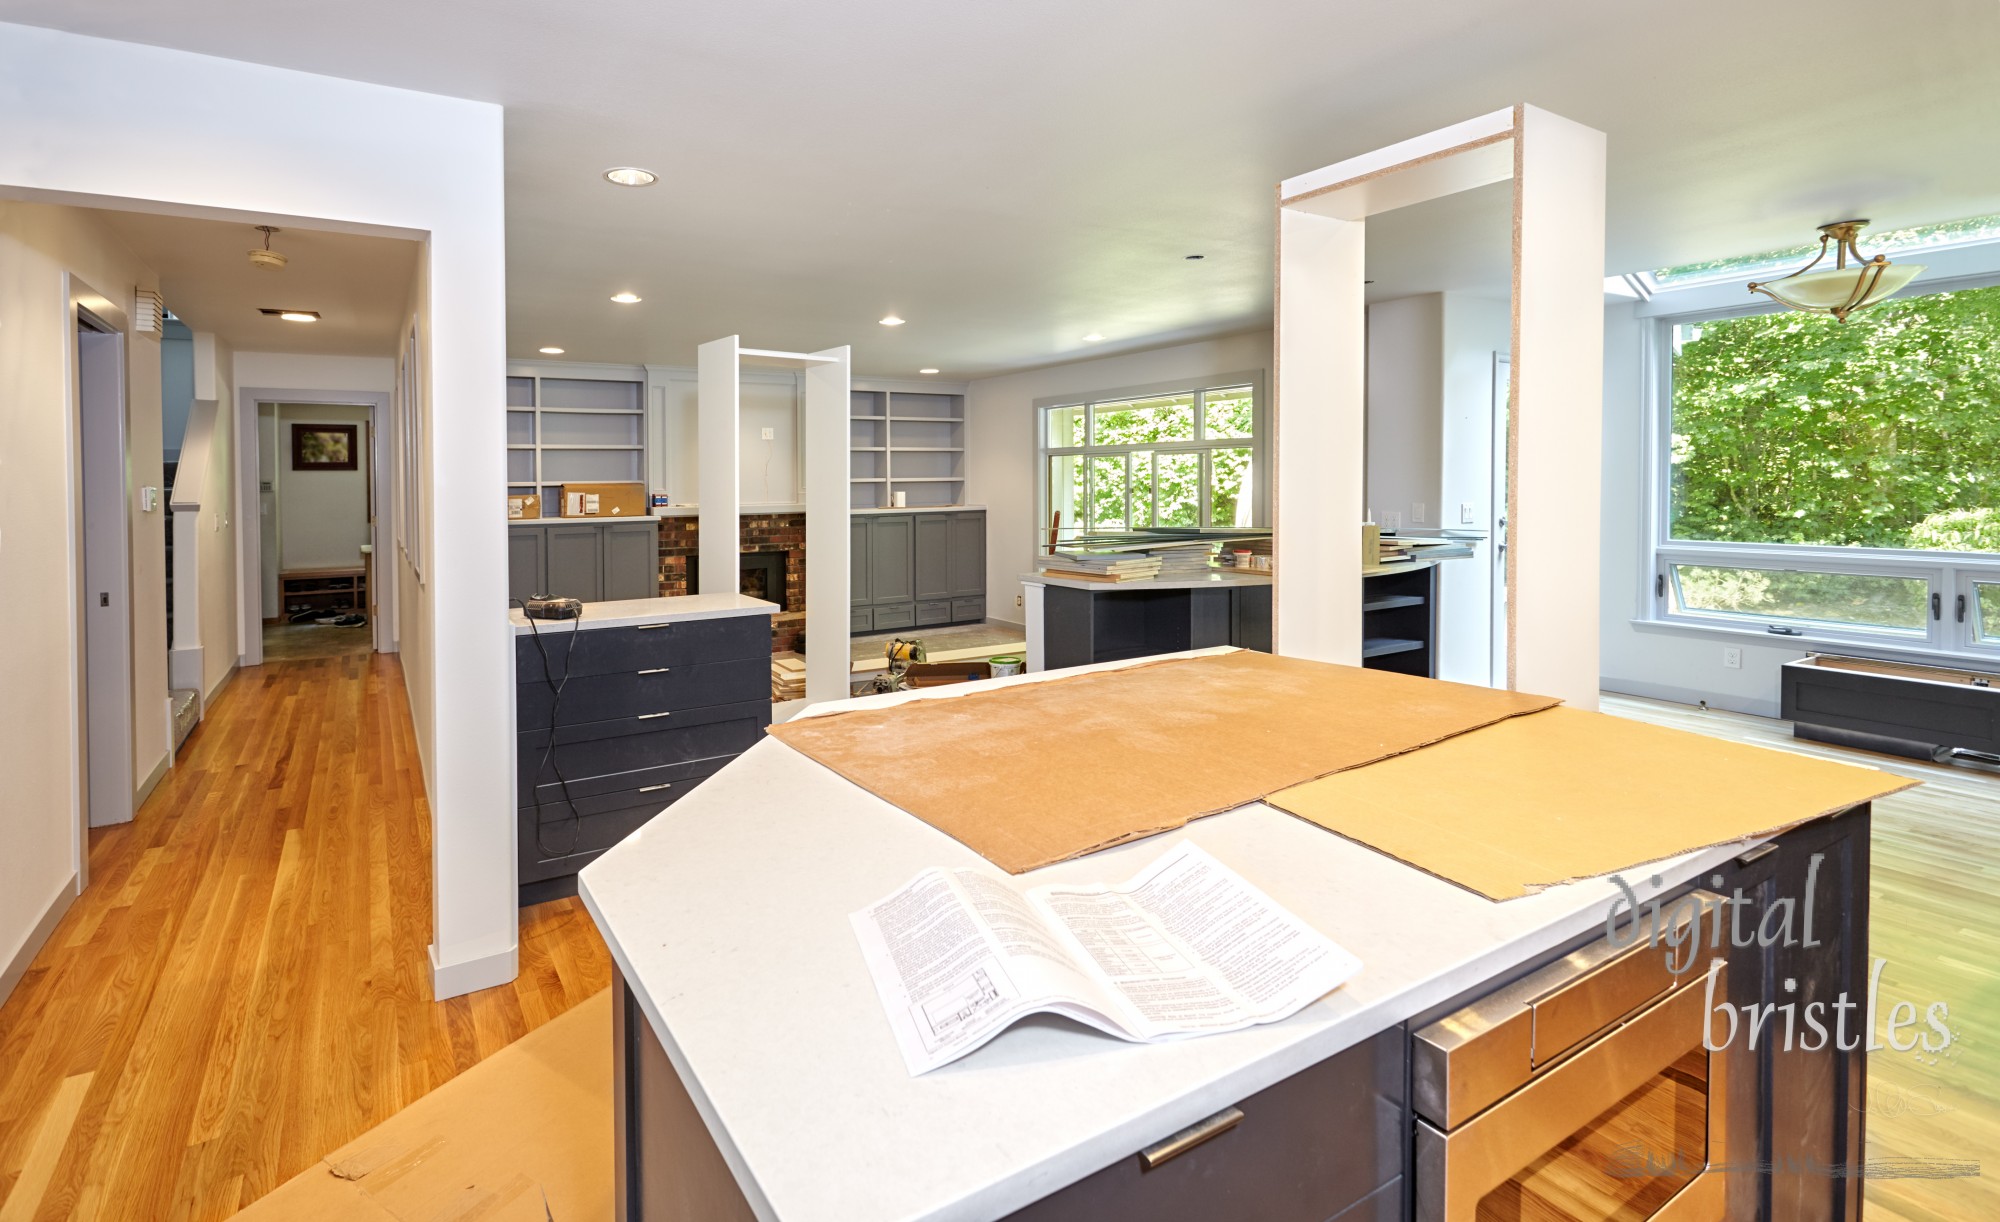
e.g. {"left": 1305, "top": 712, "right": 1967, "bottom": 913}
{"left": 1384, "top": 510, "right": 1402, "bottom": 530}
{"left": 1722, "top": 646, "right": 1742, "bottom": 670}
{"left": 1015, "top": 594, "right": 1024, "bottom": 608}
{"left": 1460, "top": 503, "right": 1475, "bottom": 525}
{"left": 760, "top": 427, "right": 775, "bottom": 441}
{"left": 1412, "top": 502, "right": 1425, "bottom": 525}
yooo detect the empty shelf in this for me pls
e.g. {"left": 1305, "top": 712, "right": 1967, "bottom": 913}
{"left": 1361, "top": 638, "right": 1425, "bottom": 658}
{"left": 1362, "top": 594, "right": 1426, "bottom": 612}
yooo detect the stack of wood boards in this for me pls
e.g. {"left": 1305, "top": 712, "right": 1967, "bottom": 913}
{"left": 771, "top": 651, "right": 806, "bottom": 701}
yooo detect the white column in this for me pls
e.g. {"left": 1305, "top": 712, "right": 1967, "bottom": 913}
{"left": 803, "top": 347, "right": 851, "bottom": 705}
{"left": 1273, "top": 207, "right": 1366, "bottom": 665}
{"left": 696, "top": 336, "right": 741, "bottom": 596}
{"left": 1510, "top": 105, "right": 1606, "bottom": 709}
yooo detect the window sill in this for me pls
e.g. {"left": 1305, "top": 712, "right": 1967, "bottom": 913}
{"left": 1627, "top": 616, "right": 2000, "bottom": 669}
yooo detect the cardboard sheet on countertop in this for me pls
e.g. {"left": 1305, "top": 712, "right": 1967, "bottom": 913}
{"left": 1265, "top": 705, "right": 1917, "bottom": 900}
{"left": 766, "top": 650, "right": 1559, "bottom": 873}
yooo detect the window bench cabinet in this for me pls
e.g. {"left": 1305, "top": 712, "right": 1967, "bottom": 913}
{"left": 511, "top": 594, "right": 776, "bottom": 905}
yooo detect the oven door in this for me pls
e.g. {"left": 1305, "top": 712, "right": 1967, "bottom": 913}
{"left": 1413, "top": 893, "right": 1734, "bottom": 1222}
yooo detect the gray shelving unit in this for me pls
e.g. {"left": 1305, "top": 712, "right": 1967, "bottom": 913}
{"left": 507, "top": 371, "right": 646, "bottom": 509}
{"left": 850, "top": 389, "right": 965, "bottom": 509}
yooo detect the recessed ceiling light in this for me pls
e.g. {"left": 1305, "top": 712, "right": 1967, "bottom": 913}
{"left": 1082, "top": 333, "right": 1105, "bottom": 342}
{"left": 603, "top": 167, "right": 658, "bottom": 187}
{"left": 259, "top": 308, "right": 320, "bottom": 322}
{"left": 879, "top": 315, "right": 906, "bottom": 326}
{"left": 919, "top": 368, "right": 939, "bottom": 375}
{"left": 611, "top": 292, "right": 642, "bottom": 304}
{"left": 539, "top": 346, "right": 566, "bottom": 354}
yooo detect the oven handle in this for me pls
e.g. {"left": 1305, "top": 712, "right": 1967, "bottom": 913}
{"left": 1414, "top": 966, "right": 1728, "bottom": 1222}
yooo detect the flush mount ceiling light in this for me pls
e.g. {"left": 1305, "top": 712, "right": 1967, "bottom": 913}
{"left": 247, "top": 225, "right": 288, "bottom": 271}
{"left": 603, "top": 167, "right": 658, "bottom": 187}
{"left": 919, "top": 368, "right": 939, "bottom": 375}
{"left": 1082, "top": 333, "right": 1105, "bottom": 343}
{"left": 879, "top": 315, "right": 906, "bottom": 326}
{"left": 610, "top": 292, "right": 642, "bottom": 304}
{"left": 539, "top": 346, "right": 566, "bottom": 354}
{"left": 1747, "top": 220, "right": 1924, "bottom": 321}
{"left": 259, "top": 308, "right": 319, "bottom": 322}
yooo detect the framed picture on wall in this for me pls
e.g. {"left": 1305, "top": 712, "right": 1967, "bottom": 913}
{"left": 292, "top": 422, "right": 359, "bottom": 471}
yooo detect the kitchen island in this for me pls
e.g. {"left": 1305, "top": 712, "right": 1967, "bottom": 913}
{"left": 580, "top": 650, "right": 1873, "bottom": 1222}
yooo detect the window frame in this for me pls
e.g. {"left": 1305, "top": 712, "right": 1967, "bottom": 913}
{"left": 1034, "top": 372, "right": 1268, "bottom": 541}
{"left": 1639, "top": 272, "right": 2000, "bottom": 661}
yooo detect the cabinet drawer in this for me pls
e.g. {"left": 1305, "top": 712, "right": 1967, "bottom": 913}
{"left": 951, "top": 597, "right": 985, "bottom": 623}
{"left": 1004, "top": 1027, "right": 1404, "bottom": 1222}
{"left": 514, "top": 615, "right": 770, "bottom": 684}
{"left": 521, "top": 749, "right": 741, "bottom": 812}
{"left": 851, "top": 607, "right": 875, "bottom": 633}
{"left": 524, "top": 754, "right": 729, "bottom": 825}
{"left": 915, "top": 599, "right": 952, "bottom": 626}
{"left": 517, "top": 656, "right": 767, "bottom": 728}
{"left": 519, "top": 765, "right": 725, "bottom": 882}
{"left": 871, "top": 602, "right": 915, "bottom": 631}
{"left": 518, "top": 699, "right": 768, "bottom": 791}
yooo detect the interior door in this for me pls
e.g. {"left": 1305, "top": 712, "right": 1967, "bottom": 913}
{"left": 79, "top": 314, "right": 135, "bottom": 828}
{"left": 1490, "top": 354, "right": 1510, "bottom": 687}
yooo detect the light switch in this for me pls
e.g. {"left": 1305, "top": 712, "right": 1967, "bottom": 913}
{"left": 1412, "top": 502, "right": 1425, "bottom": 525}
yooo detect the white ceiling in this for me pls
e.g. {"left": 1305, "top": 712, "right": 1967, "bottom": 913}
{"left": 88, "top": 209, "right": 419, "bottom": 356}
{"left": 11, "top": 1, "right": 1999, "bottom": 378}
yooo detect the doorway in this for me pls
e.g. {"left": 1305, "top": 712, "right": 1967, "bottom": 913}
{"left": 75, "top": 296, "right": 136, "bottom": 830}
{"left": 1491, "top": 353, "right": 1510, "bottom": 687}
{"left": 259, "top": 402, "right": 377, "bottom": 662}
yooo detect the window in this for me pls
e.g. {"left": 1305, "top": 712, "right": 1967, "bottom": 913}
{"left": 1038, "top": 377, "right": 1265, "bottom": 538}
{"left": 1649, "top": 278, "right": 2000, "bottom": 655}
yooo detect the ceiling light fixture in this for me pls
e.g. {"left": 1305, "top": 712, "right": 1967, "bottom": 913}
{"left": 603, "top": 167, "right": 658, "bottom": 187}
{"left": 611, "top": 292, "right": 642, "bottom": 304}
{"left": 539, "top": 346, "right": 566, "bottom": 354}
{"left": 879, "top": 315, "right": 906, "bottom": 326}
{"left": 257, "top": 308, "right": 320, "bottom": 322}
{"left": 919, "top": 368, "right": 939, "bottom": 375}
{"left": 247, "top": 225, "right": 288, "bottom": 271}
{"left": 1082, "top": 333, "right": 1105, "bottom": 342}
{"left": 1747, "top": 220, "right": 1923, "bottom": 321}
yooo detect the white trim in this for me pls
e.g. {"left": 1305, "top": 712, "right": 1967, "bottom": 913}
{"left": 0, "top": 874, "right": 76, "bottom": 1012}
{"left": 428, "top": 939, "right": 517, "bottom": 1000}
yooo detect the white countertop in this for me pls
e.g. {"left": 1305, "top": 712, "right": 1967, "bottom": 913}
{"left": 507, "top": 593, "right": 777, "bottom": 634}
{"left": 579, "top": 650, "right": 1756, "bottom": 1222}
{"left": 1022, "top": 569, "right": 1273, "bottom": 591}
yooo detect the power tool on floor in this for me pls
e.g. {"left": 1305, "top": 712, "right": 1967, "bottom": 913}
{"left": 866, "top": 637, "right": 926, "bottom": 694}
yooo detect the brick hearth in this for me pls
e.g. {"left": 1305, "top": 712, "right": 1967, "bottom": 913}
{"left": 655, "top": 513, "right": 805, "bottom": 654}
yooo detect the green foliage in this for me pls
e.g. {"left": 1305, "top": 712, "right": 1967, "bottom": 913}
{"left": 1074, "top": 389, "right": 1255, "bottom": 530}
{"left": 1670, "top": 285, "right": 2000, "bottom": 553}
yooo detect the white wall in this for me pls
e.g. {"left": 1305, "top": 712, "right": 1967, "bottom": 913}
{"left": 192, "top": 333, "right": 240, "bottom": 701}
{"left": 1, "top": 22, "right": 512, "bottom": 999}
{"left": 964, "top": 331, "right": 1273, "bottom": 620}
{"left": 236, "top": 352, "right": 395, "bottom": 396}
{"left": 648, "top": 365, "right": 803, "bottom": 508}
{"left": 1440, "top": 294, "right": 1510, "bottom": 533}
{"left": 1364, "top": 295, "right": 1442, "bottom": 527}
{"left": 1598, "top": 301, "right": 1805, "bottom": 715}
{"left": 0, "top": 199, "right": 166, "bottom": 1003}
{"left": 271, "top": 404, "right": 372, "bottom": 570}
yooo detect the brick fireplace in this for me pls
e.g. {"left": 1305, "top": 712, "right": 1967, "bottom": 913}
{"left": 655, "top": 513, "right": 805, "bottom": 654}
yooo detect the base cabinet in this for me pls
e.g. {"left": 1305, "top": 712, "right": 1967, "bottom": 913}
{"left": 509, "top": 519, "right": 659, "bottom": 605}
{"left": 853, "top": 509, "right": 986, "bottom": 633}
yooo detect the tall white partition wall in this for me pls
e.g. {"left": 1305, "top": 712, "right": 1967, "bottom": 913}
{"left": 696, "top": 336, "right": 743, "bottom": 596}
{"left": 696, "top": 337, "right": 852, "bottom": 707}
{"left": 1274, "top": 105, "right": 1605, "bottom": 708}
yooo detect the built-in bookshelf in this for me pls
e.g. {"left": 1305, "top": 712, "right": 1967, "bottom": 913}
{"left": 506, "top": 370, "right": 646, "bottom": 509}
{"left": 850, "top": 389, "right": 965, "bottom": 509}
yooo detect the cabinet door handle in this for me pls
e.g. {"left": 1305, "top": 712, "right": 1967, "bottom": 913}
{"left": 638, "top": 783, "right": 672, "bottom": 793}
{"left": 637, "top": 711, "right": 671, "bottom": 720}
{"left": 1958, "top": 594, "right": 1968, "bottom": 623}
{"left": 637, "top": 622, "right": 676, "bottom": 631}
{"left": 1138, "top": 1106, "right": 1243, "bottom": 1170}
{"left": 638, "top": 667, "right": 671, "bottom": 675}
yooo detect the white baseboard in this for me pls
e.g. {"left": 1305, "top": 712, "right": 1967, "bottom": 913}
{"left": 0, "top": 874, "right": 76, "bottom": 1010}
{"left": 205, "top": 664, "right": 237, "bottom": 706}
{"left": 1600, "top": 677, "right": 1782, "bottom": 720}
{"left": 429, "top": 940, "right": 518, "bottom": 1001}
{"left": 134, "top": 749, "right": 170, "bottom": 807}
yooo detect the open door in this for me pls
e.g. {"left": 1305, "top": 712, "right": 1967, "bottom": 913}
{"left": 76, "top": 300, "right": 135, "bottom": 830}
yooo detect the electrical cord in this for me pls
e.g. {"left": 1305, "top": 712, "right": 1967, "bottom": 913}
{"left": 512, "top": 598, "right": 584, "bottom": 860}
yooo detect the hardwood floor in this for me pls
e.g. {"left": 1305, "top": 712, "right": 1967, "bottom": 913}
{"left": 0, "top": 651, "right": 609, "bottom": 1222}
{"left": 1605, "top": 694, "right": 2000, "bottom": 1222}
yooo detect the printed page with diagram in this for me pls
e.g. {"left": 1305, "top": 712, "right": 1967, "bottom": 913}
{"left": 851, "top": 842, "right": 1361, "bottom": 1074}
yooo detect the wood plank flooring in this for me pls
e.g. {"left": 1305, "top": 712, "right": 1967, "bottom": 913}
{"left": 0, "top": 651, "right": 609, "bottom": 1222}
{"left": 1605, "top": 694, "right": 1999, "bottom": 1222}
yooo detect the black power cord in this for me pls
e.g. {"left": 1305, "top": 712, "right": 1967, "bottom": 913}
{"left": 511, "top": 598, "right": 584, "bottom": 860}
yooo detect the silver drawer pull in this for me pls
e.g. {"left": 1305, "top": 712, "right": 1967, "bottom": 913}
{"left": 637, "top": 667, "right": 671, "bottom": 675}
{"left": 638, "top": 711, "right": 672, "bottom": 720}
{"left": 637, "top": 622, "right": 676, "bottom": 630}
{"left": 1138, "top": 1106, "right": 1243, "bottom": 1170}
{"left": 1736, "top": 843, "right": 1779, "bottom": 866}
{"left": 637, "top": 783, "right": 672, "bottom": 794}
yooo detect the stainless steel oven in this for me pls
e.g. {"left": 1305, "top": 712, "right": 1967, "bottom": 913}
{"left": 1412, "top": 892, "right": 1742, "bottom": 1221}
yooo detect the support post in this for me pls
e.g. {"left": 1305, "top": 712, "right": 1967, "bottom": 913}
{"left": 802, "top": 347, "right": 851, "bottom": 705}
{"left": 696, "top": 336, "right": 740, "bottom": 597}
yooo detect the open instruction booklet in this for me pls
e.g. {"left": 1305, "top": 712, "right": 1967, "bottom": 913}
{"left": 851, "top": 841, "right": 1363, "bottom": 1075}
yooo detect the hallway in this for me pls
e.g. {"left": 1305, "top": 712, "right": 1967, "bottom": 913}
{"left": 0, "top": 653, "right": 608, "bottom": 1221}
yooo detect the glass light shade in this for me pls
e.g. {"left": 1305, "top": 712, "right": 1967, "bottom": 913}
{"left": 1760, "top": 262, "right": 1924, "bottom": 313}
